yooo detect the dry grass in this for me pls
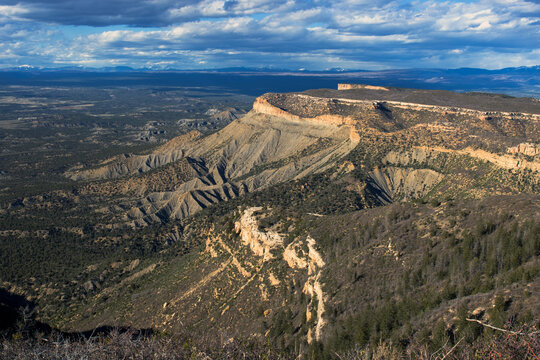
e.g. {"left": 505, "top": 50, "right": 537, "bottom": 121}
{"left": 1, "top": 328, "right": 287, "bottom": 360}
{"left": 3, "top": 324, "right": 538, "bottom": 360}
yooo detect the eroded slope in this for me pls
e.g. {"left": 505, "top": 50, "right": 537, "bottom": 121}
{"left": 61, "top": 90, "right": 540, "bottom": 227}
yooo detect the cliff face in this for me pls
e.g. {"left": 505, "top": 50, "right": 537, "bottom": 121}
{"left": 234, "top": 207, "right": 283, "bottom": 261}
{"left": 338, "top": 83, "right": 390, "bottom": 91}
{"left": 253, "top": 95, "right": 358, "bottom": 128}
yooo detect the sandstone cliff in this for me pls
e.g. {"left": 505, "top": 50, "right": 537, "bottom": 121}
{"left": 338, "top": 83, "right": 390, "bottom": 91}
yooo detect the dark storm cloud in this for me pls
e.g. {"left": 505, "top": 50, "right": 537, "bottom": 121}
{"left": 0, "top": 0, "right": 197, "bottom": 26}
{"left": 0, "top": 0, "right": 294, "bottom": 26}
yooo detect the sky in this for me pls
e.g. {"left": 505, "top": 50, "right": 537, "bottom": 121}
{"left": 0, "top": 0, "right": 539, "bottom": 70}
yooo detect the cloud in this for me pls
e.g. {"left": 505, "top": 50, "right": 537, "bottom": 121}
{"left": 0, "top": 0, "right": 538, "bottom": 70}
{"left": 0, "top": 4, "right": 29, "bottom": 18}
{"left": 0, "top": 0, "right": 294, "bottom": 27}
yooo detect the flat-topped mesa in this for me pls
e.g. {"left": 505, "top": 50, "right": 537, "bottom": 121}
{"left": 253, "top": 96, "right": 301, "bottom": 121}
{"left": 306, "top": 86, "right": 540, "bottom": 114}
{"left": 338, "top": 83, "right": 390, "bottom": 91}
{"left": 254, "top": 91, "right": 540, "bottom": 128}
{"left": 252, "top": 93, "right": 361, "bottom": 127}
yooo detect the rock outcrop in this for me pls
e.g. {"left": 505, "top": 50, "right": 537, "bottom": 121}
{"left": 253, "top": 95, "right": 359, "bottom": 128}
{"left": 234, "top": 207, "right": 283, "bottom": 261}
{"left": 338, "top": 83, "right": 390, "bottom": 91}
{"left": 232, "top": 208, "right": 327, "bottom": 343}
{"left": 508, "top": 142, "right": 540, "bottom": 157}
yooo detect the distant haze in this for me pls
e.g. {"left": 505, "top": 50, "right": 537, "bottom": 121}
{"left": 1, "top": 67, "right": 538, "bottom": 98}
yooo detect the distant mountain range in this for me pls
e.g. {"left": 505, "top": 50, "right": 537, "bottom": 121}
{"left": 1, "top": 65, "right": 538, "bottom": 98}
{"left": 2, "top": 64, "right": 538, "bottom": 74}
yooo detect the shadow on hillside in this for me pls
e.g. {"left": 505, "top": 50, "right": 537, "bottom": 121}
{"left": 66, "top": 326, "right": 154, "bottom": 340}
{"left": 0, "top": 287, "right": 153, "bottom": 340}
{"left": 0, "top": 288, "right": 51, "bottom": 335}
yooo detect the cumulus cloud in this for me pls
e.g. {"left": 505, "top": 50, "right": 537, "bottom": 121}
{"left": 0, "top": 0, "right": 538, "bottom": 69}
